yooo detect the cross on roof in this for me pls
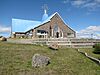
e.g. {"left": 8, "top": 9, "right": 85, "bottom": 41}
{"left": 42, "top": 4, "right": 48, "bottom": 14}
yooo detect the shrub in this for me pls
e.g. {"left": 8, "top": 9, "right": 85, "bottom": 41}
{"left": 93, "top": 43, "right": 100, "bottom": 54}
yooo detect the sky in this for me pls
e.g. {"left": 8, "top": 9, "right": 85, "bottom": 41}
{"left": 0, "top": 0, "right": 100, "bottom": 38}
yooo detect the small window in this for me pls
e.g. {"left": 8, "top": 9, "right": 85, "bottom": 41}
{"left": 37, "top": 30, "right": 48, "bottom": 34}
{"left": 67, "top": 33, "right": 71, "bottom": 35}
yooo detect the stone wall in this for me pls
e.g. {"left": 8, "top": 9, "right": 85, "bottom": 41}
{"left": 33, "top": 13, "right": 75, "bottom": 38}
{"left": 7, "top": 38, "right": 100, "bottom": 48}
{"left": 50, "top": 14, "right": 75, "bottom": 38}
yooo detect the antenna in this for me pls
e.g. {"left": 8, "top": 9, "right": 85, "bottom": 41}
{"left": 42, "top": 4, "right": 48, "bottom": 14}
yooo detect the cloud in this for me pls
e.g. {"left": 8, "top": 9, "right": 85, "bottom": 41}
{"left": 62, "top": 0, "right": 69, "bottom": 4}
{"left": 79, "top": 26, "right": 100, "bottom": 33}
{"left": 83, "top": 2, "right": 96, "bottom": 8}
{"left": 77, "top": 26, "right": 100, "bottom": 39}
{"left": 62, "top": 0, "right": 100, "bottom": 11}
{"left": 71, "top": 0, "right": 86, "bottom": 7}
{"left": 95, "top": 0, "right": 100, "bottom": 3}
{"left": 0, "top": 25, "right": 11, "bottom": 33}
{"left": 83, "top": 1, "right": 100, "bottom": 11}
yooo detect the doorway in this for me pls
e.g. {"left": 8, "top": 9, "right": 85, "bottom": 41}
{"left": 56, "top": 32, "right": 59, "bottom": 38}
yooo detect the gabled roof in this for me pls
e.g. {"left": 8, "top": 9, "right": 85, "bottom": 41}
{"left": 12, "top": 12, "right": 75, "bottom": 33}
{"left": 34, "top": 12, "right": 75, "bottom": 33}
{"left": 41, "top": 12, "right": 58, "bottom": 24}
{"left": 12, "top": 18, "right": 41, "bottom": 32}
{"left": 34, "top": 12, "right": 59, "bottom": 29}
{"left": 12, "top": 13, "right": 58, "bottom": 33}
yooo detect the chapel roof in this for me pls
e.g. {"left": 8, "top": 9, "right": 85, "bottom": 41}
{"left": 12, "top": 12, "right": 74, "bottom": 33}
{"left": 12, "top": 12, "right": 59, "bottom": 32}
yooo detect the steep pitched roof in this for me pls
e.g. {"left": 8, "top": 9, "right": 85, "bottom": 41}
{"left": 12, "top": 18, "right": 41, "bottom": 32}
{"left": 12, "top": 12, "right": 75, "bottom": 33}
{"left": 34, "top": 12, "right": 59, "bottom": 29}
{"left": 12, "top": 13, "right": 58, "bottom": 33}
{"left": 41, "top": 12, "right": 58, "bottom": 24}
{"left": 34, "top": 12, "right": 75, "bottom": 33}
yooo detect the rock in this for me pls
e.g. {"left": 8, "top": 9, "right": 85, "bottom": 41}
{"left": 0, "top": 37, "right": 7, "bottom": 41}
{"left": 49, "top": 42, "right": 58, "bottom": 50}
{"left": 32, "top": 54, "right": 50, "bottom": 68}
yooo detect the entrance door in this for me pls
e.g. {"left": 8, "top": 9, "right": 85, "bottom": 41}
{"left": 56, "top": 32, "right": 59, "bottom": 38}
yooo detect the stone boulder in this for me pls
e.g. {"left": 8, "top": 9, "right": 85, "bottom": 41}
{"left": 32, "top": 54, "right": 50, "bottom": 68}
{"left": 0, "top": 37, "right": 7, "bottom": 41}
{"left": 49, "top": 42, "right": 58, "bottom": 50}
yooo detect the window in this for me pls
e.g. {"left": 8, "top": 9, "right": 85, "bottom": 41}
{"left": 54, "top": 24, "right": 59, "bottom": 32}
{"left": 37, "top": 30, "right": 48, "bottom": 34}
{"left": 67, "top": 33, "right": 71, "bottom": 35}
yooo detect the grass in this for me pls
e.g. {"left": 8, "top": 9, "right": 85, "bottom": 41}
{"left": 79, "top": 48, "right": 100, "bottom": 59}
{"left": 0, "top": 42, "right": 100, "bottom": 75}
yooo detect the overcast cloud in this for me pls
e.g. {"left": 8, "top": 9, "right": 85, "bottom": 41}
{"left": 0, "top": 25, "right": 11, "bottom": 33}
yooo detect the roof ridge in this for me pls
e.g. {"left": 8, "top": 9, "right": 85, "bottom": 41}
{"left": 12, "top": 18, "right": 41, "bottom": 22}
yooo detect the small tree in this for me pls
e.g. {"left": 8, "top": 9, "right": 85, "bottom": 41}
{"left": 93, "top": 43, "right": 100, "bottom": 54}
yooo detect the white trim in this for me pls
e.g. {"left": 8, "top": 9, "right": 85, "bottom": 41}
{"left": 54, "top": 12, "right": 75, "bottom": 33}
{"left": 37, "top": 33, "right": 47, "bottom": 35}
{"left": 52, "top": 29, "right": 53, "bottom": 37}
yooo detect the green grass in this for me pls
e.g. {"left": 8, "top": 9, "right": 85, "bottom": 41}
{"left": 79, "top": 48, "right": 100, "bottom": 59}
{"left": 0, "top": 42, "right": 100, "bottom": 75}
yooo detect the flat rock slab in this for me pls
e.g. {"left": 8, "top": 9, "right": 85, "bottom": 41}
{"left": 32, "top": 54, "right": 50, "bottom": 68}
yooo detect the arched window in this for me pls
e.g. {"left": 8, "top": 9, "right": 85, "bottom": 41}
{"left": 54, "top": 24, "right": 59, "bottom": 32}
